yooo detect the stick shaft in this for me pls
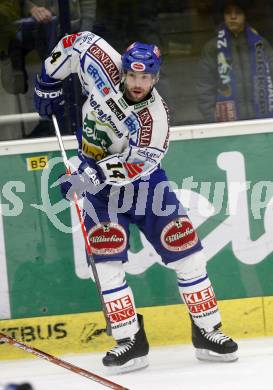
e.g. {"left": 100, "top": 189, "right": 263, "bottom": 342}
{"left": 0, "top": 332, "right": 128, "bottom": 389}
{"left": 52, "top": 114, "right": 93, "bottom": 253}
{"left": 52, "top": 115, "right": 111, "bottom": 334}
{"left": 52, "top": 114, "right": 70, "bottom": 169}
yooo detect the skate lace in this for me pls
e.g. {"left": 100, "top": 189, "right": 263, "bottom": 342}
{"left": 202, "top": 329, "right": 231, "bottom": 345}
{"left": 108, "top": 338, "right": 135, "bottom": 357}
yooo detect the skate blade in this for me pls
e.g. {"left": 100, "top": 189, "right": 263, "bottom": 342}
{"left": 195, "top": 348, "right": 238, "bottom": 362}
{"left": 105, "top": 356, "right": 149, "bottom": 375}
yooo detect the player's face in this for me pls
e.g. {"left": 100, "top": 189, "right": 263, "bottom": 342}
{"left": 224, "top": 5, "right": 246, "bottom": 34}
{"left": 124, "top": 71, "right": 155, "bottom": 102}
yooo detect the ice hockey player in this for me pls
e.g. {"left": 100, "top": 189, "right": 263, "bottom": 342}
{"left": 34, "top": 31, "right": 238, "bottom": 373}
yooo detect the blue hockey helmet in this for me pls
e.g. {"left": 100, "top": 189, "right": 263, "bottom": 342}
{"left": 121, "top": 42, "right": 162, "bottom": 74}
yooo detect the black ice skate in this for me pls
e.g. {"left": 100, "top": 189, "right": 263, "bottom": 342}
{"left": 191, "top": 321, "right": 238, "bottom": 362}
{"left": 102, "top": 314, "right": 149, "bottom": 374}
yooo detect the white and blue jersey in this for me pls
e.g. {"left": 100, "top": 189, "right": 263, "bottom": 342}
{"left": 44, "top": 31, "right": 169, "bottom": 185}
{"left": 44, "top": 31, "right": 202, "bottom": 264}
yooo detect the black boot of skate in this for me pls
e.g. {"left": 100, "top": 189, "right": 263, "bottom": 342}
{"left": 191, "top": 321, "right": 238, "bottom": 362}
{"left": 102, "top": 314, "right": 149, "bottom": 374}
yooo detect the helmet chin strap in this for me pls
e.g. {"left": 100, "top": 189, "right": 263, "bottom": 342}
{"left": 120, "top": 71, "right": 126, "bottom": 84}
{"left": 154, "top": 72, "right": 160, "bottom": 84}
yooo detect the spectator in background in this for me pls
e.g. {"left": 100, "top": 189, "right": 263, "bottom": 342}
{"left": 196, "top": 0, "right": 273, "bottom": 122}
{"left": 0, "top": 0, "right": 20, "bottom": 56}
{"left": 24, "top": 0, "right": 96, "bottom": 33}
{"left": 94, "top": 0, "right": 160, "bottom": 53}
{"left": 0, "top": 0, "right": 22, "bottom": 94}
{"left": 4, "top": 0, "right": 96, "bottom": 139}
{"left": 6, "top": 0, "right": 96, "bottom": 95}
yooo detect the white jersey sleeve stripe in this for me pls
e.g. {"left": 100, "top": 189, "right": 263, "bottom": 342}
{"left": 50, "top": 55, "right": 72, "bottom": 78}
{"left": 73, "top": 47, "right": 82, "bottom": 54}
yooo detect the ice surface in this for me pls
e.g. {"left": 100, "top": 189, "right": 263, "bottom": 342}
{"left": 0, "top": 337, "right": 272, "bottom": 390}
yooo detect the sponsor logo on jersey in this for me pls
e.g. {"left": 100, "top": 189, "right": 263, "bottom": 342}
{"left": 124, "top": 114, "right": 139, "bottom": 135}
{"left": 136, "top": 148, "right": 161, "bottom": 163}
{"left": 161, "top": 217, "right": 199, "bottom": 252}
{"left": 87, "top": 64, "right": 111, "bottom": 96}
{"left": 88, "top": 222, "right": 127, "bottom": 255}
{"left": 123, "top": 162, "right": 144, "bottom": 178}
{"left": 89, "top": 94, "right": 123, "bottom": 138}
{"left": 105, "top": 294, "right": 136, "bottom": 323}
{"left": 162, "top": 99, "right": 170, "bottom": 150}
{"left": 137, "top": 108, "right": 153, "bottom": 146}
{"left": 62, "top": 33, "right": 81, "bottom": 48}
{"left": 82, "top": 139, "right": 108, "bottom": 161}
{"left": 106, "top": 98, "right": 126, "bottom": 121}
{"left": 118, "top": 94, "right": 155, "bottom": 110}
{"left": 183, "top": 285, "right": 217, "bottom": 314}
{"left": 118, "top": 97, "right": 128, "bottom": 109}
{"left": 78, "top": 32, "right": 95, "bottom": 45}
{"left": 134, "top": 94, "right": 155, "bottom": 109}
{"left": 131, "top": 61, "right": 145, "bottom": 72}
{"left": 88, "top": 44, "right": 120, "bottom": 85}
{"left": 82, "top": 114, "right": 112, "bottom": 160}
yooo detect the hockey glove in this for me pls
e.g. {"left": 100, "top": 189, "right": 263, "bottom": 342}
{"left": 78, "top": 157, "right": 106, "bottom": 180}
{"left": 58, "top": 172, "right": 82, "bottom": 200}
{"left": 34, "top": 75, "right": 64, "bottom": 119}
{"left": 58, "top": 158, "right": 105, "bottom": 201}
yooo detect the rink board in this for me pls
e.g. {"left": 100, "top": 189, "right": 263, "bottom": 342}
{"left": 1, "top": 295, "right": 273, "bottom": 360}
{"left": 0, "top": 118, "right": 273, "bottom": 331}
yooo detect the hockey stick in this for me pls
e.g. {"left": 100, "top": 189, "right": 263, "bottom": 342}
{"left": 0, "top": 332, "right": 128, "bottom": 390}
{"left": 52, "top": 114, "right": 111, "bottom": 336}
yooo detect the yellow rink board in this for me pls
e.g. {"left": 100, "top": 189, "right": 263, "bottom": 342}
{"left": 1, "top": 296, "right": 273, "bottom": 360}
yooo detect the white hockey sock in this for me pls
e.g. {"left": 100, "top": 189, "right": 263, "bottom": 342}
{"left": 94, "top": 261, "right": 139, "bottom": 340}
{"left": 178, "top": 274, "right": 221, "bottom": 331}
{"left": 103, "top": 284, "right": 139, "bottom": 340}
{"left": 168, "top": 252, "right": 222, "bottom": 331}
